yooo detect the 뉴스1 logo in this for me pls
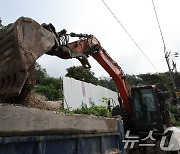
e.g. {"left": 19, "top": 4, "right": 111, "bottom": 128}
{"left": 160, "top": 127, "right": 180, "bottom": 151}
{"left": 122, "top": 127, "right": 180, "bottom": 151}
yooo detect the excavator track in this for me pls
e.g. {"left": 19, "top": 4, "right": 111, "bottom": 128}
{"left": 0, "top": 17, "right": 55, "bottom": 102}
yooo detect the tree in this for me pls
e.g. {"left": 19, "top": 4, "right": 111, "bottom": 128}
{"left": 34, "top": 84, "right": 62, "bottom": 101}
{"left": 0, "top": 18, "right": 3, "bottom": 37}
{"left": 174, "top": 72, "right": 180, "bottom": 90}
{"left": 126, "top": 74, "right": 142, "bottom": 87}
{"left": 0, "top": 18, "right": 12, "bottom": 37}
{"left": 66, "top": 66, "right": 98, "bottom": 85}
{"left": 98, "top": 77, "right": 116, "bottom": 91}
{"left": 138, "top": 73, "right": 170, "bottom": 91}
{"left": 35, "top": 62, "right": 48, "bottom": 85}
{"left": 34, "top": 62, "right": 63, "bottom": 100}
{"left": 137, "top": 72, "right": 177, "bottom": 98}
{"left": 43, "top": 77, "right": 62, "bottom": 90}
{"left": 0, "top": 18, "right": 2, "bottom": 28}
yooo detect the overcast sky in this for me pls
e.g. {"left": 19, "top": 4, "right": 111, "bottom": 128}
{"left": 1, "top": 0, "right": 180, "bottom": 78}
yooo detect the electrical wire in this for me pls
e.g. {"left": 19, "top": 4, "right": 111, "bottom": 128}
{"left": 151, "top": 0, "right": 167, "bottom": 54}
{"left": 152, "top": 0, "right": 179, "bottom": 91}
{"left": 101, "top": 0, "right": 158, "bottom": 72}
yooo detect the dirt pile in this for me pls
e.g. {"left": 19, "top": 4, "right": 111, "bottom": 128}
{"left": 24, "top": 93, "right": 52, "bottom": 110}
{"left": 25, "top": 93, "right": 61, "bottom": 111}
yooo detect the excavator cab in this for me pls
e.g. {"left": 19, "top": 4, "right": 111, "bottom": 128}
{"left": 131, "top": 86, "right": 164, "bottom": 132}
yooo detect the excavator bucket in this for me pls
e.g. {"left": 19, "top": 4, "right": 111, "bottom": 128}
{"left": 0, "top": 17, "right": 55, "bottom": 98}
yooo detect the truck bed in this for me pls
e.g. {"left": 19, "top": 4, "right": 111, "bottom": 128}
{"left": 0, "top": 104, "right": 124, "bottom": 154}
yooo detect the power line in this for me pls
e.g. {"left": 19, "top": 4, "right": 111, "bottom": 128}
{"left": 151, "top": 0, "right": 167, "bottom": 54}
{"left": 151, "top": 0, "right": 178, "bottom": 94}
{"left": 101, "top": 0, "right": 158, "bottom": 72}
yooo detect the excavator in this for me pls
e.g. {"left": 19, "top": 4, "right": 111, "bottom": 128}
{"left": 0, "top": 17, "right": 170, "bottom": 133}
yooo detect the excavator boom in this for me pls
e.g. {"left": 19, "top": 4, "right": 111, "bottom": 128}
{"left": 46, "top": 32, "right": 132, "bottom": 116}
{"left": 92, "top": 50, "right": 131, "bottom": 116}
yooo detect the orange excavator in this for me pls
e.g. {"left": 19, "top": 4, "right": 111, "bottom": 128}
{"left": 0, "top": 17, "right": 169, "bottom": 133}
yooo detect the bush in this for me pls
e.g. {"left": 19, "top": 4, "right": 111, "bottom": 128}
{"left": 34, "top": 63, "right": 63, "bottom": 101}
{"left": 58, "top": 102, "right": 111, "bottom": 117}
{"left": 34, "top": 84, "right": 62, "bottom": 101}
{"left": 168, "top": 105, "right": 177, "bottom": 114}
{"left": 169, "top": 112, "right": 180, "bottom": 126}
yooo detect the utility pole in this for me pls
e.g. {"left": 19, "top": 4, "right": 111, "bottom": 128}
{"left": 165, "top": 50, "right": 178, "bottom": 104}
{"left": 151, "top": 0, "right": 178, "bottom": 103}
{"left": 165, "top": 51, "right": 176, "bottom": 90}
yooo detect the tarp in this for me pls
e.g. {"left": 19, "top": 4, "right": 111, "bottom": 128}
{"left": 63, "top": 77, "right": 118, "bottom": 109}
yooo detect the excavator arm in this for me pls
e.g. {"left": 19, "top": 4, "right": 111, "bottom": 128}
{"left": 92, "top": 50, "right": 131, "bottom": 116}
{"left": 0, "top": 17, "right": 132, "bottom": 116}
{"left": 66, "top": 34, "right": 132, "bottom": 117}
{"left": 49, "top": 32, "right": 132, "bottom": 117}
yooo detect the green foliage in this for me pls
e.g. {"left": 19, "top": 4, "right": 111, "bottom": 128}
{"left": 98, "top": 77, "right": 116, "bottom": 91}
{"left": 169, "top": 112, "right": 180, "bottom": 126}
{"left": 168, "top": 105, "right": 178, "bottom": 114}
{"left": 35, "top": 63, "right": 48, "bottom": 85}
{"left": 168, "top": 105, "right": 180, "bottom": 126}
{"left": 64, "top": 65, "right": 180, "bottom": 100}
{"left": 58, "top": 102, "right": 111, "bottom": 117}
{"left": 57, "top": 106, "right": 72, "bottom": 114}
{"left": 136, "top": 72, "right": 180, "bottom": 98}
{"left": 174, "top": 72, "right": 180, "bottom": 90}
{"left": 126, "top": 74, "right": 142, "bottom": 87}
{"left": 73, "top": 102, "right": 111, "bottom": 117}
{"left": 138, "top": 73, "right": 171, "bottom": 92}
{"left": 98, "top": 72, "right": 180, "bottom": 97}
{"left": 34, "top": 62, "right": 63, "bottom": 101}
{"left": 0, "top": 18, "right": 2, "bottom": 28}
{"left": 66, "top": 66, "right": 98, "bottom": 85}
{"left": 0, "top": 22, "right": 12, "bottom": 38}
{"left": 34, "top": 84, "right": 62, "bottom": 101}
